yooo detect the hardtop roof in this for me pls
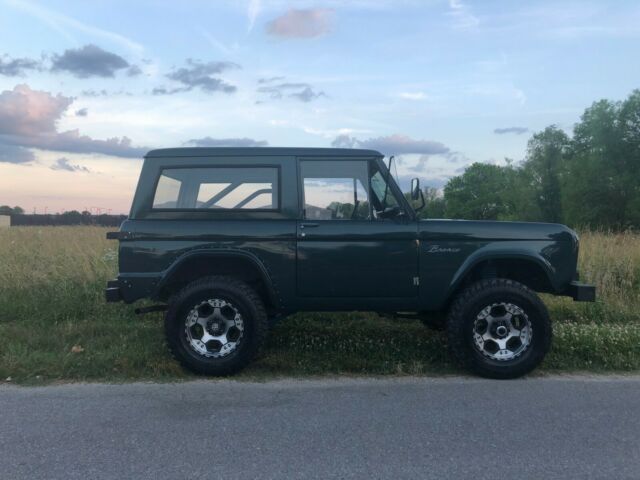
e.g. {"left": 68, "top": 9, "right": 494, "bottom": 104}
{"left": 145, "top": 147, "right": 383, "bottom": 158}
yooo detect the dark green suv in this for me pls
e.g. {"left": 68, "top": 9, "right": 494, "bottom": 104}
{"left": 106, "top": 147, "right": 595, "bottom": 378}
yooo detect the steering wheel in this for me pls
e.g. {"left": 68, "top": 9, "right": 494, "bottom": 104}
{"left": 376, "top": 206, "right": 401, "bottom": 219}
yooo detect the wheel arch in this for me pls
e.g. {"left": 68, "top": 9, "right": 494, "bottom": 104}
{"left": 156, "top": 250, "right": 280, "bottom": 310}
{"left": 446, "top": 251, "right": 557, "bottom": 305}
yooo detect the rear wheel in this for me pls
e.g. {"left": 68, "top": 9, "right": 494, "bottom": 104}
{"left": 447, "top": 278, "right": 552, "bottom": 379}
{"left": 165, "top": 276, "right": 268, "bottom": 376}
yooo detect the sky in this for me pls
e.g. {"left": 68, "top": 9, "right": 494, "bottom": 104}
{"left": 0, "top": 0, "right": 639, "bottom": 214}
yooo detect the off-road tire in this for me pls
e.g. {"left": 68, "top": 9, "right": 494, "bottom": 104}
{"left": 447, "top": 278, "right": 552, "bottom": 379}
{"left": 165, "top": 275, "right": 268, "bottom": 376}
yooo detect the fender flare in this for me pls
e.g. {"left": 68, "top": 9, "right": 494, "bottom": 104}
{"left": 156, "top": 249, "right": 280, "bottom": 308}
{"left": 446, "top": 248, "right": 557, "bottom": 301}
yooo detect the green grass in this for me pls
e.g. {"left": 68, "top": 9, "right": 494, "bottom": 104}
{"left": 1, "top": 226, "right": 639, "bottom": 385}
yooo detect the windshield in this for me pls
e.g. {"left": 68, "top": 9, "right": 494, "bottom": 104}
{"left": 369, "top": 162, "right": 404, "bottom": 219}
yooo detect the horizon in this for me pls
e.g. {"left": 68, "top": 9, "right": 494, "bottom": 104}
{"left": 1, "top": 0, "right": 639, "bottom": 213}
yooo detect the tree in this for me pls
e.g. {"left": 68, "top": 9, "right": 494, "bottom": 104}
{"left": 444, "top": 163, "right": 517, "bottom": 220}
{"left": 564, "top": 90, "right": 640, "bottom": 229}
{"left": 61, "top": 210, "right": 83, "bottom": 224}
{"left": 418, "top": 187, "right": 446, "bottom": 219}
{"left": 521, "top": 126, "right": 569, "bottom": 223}
{"left": 0, "top": 205, "right": 24, "bottom": 215}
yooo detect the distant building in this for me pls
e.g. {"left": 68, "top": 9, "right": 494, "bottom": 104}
{"left": 0, "top": 215, "right": 10, "bottom": 227}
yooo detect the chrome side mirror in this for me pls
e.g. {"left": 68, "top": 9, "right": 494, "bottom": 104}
{"left": 411, "top": 177, "right": 426, "bottom": 212}
{"left": 411, "top": 177, "right": 420, "bottom": 200}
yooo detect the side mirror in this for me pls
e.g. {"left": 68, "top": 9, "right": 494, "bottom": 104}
{"left": 411, "top": 178, "right": 421, "bottom": 200}
{"left": 410, "top": 177, "right": 426, "bottom": 212}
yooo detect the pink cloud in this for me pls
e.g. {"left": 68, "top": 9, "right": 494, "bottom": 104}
{"left": 0, "top": 84, "right": 147, "bottom": 162}
{"left": 266, "top": 9, "right": 333, "bottom": 38}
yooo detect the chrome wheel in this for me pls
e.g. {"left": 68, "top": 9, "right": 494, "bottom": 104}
{"left": 184, "top": 298, "right": 245, "bottom": 358}
{"left": 473, "top": 302, "right": 532, "bottom": 361}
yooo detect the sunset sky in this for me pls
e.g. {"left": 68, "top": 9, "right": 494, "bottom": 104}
{"left": 1, "top": 0, "right": 639, "bottom": 214}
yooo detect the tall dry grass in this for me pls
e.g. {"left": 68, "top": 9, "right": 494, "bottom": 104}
{"left": 578, "top": 230, "right": 640, "bottom": 308}
{"left": 0, "top": 226, "right": 638, "bottom": 382}
{"left": 0, "top": 226, "right": 117, "bottom": 321}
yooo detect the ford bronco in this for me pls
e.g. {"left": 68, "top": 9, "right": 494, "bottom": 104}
{"left": 106, "top": 147, "right": 595, "bottom": 379}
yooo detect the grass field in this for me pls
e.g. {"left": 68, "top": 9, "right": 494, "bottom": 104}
{"left": 1, "top": 226, "right": 639, "bottom": 384}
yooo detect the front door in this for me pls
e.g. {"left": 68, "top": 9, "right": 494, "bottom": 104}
{"left": 296, "top": 158, "right": 418, "bottom": 299}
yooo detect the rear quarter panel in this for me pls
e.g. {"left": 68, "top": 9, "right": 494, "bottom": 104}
{"left": 117, "top": 219, "right": 296, "bottom": 305}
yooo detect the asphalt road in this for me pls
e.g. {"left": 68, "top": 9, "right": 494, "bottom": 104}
{"left": 1, "top": 376, "right": 639, "bottom": 480}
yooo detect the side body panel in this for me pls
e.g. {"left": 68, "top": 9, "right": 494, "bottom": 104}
{"left": 417, "top": 219, "right": 579, "bottom": 310}
{"left": 296, "top": 220, "right": 418, "bottom": 298}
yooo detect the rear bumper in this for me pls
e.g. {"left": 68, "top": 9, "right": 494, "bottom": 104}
{"left": 105, "top": 279, "right": 122, "bottom": 303}
{"left": 565, "top": 281, "right": 596, "bottom": 302}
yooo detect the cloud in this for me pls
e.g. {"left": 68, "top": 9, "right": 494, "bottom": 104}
{"left": 448, "top": 0, "right": 479, "bottom": 30}
{"left": 494, "top": 127, "right": 529, "bottom": 135}
{"left": 80, "top": 88, "right": 133, "bottom": 97}
{"left": 291, "top": 86, "right": 325, "bottom": 102}
{"left": 81, "top": 89, "right": 108, "bottom": 97}
{"left": 407, "top": 155, "right": 429, "bottom": 172}
{"left": 0, "top": 84, "right": 72, "bottom": 136}
{"left": 126, "top": 64, "right": 142, "bottom": 76}
{"left": 185, "top": 137, "right": 268, "bottom": 147}
{"left": 157, "top": 59, "right": 239, "bottom": 95}
{"left": 75, "top": 108, "right": 88, "bottom": 117}
{"left": 258, "top": 76, "right": 285, "bottom": 84}
{"left": 247, "top": 0, "right": 261, "bottom": 32}
{"left": 6, "top": 0, "right": 144, "bottom": 55}
{"left": 152, "top": 86, "right": 188, "bottom": 96}
{"left": 331, "top": 134, "right": 359, "bottom": 148}
{"left": 0, "top": 143, "right": 34, "bottom": 164}
{"left": 50, "top": 157, "right": 90, "bottom": 172}
{"left": 0, "top": 54, "right": 42, "bottom": 77}
{"left": 0, "top": 84, "right": 147, "bottom": 160}
{"left": 399, "top": 91, "right": 427, "bottom": 101}
{"left": 266, "top": 8, "right": 333, "bottom": 38}
{"left": 199, "top": 29, "right": 237, "bottom": 56}
{"left": 51, "top": 44, "right": 132, "bottom": 78}
{"left": 332, "top": 134, "right": 450, "bottom": 155}
{"left": 257, "top": 78, "right": 325, "bottom": 102}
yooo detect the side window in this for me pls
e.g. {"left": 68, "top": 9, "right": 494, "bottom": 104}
{"left": 301, "top": 160, "right": 370, "bottom": 220}
{"left": 152, "top": 167, "right": 278, "bottom": 210}
{"left": 153, "top": 174, "right": 182, "bottom": 208}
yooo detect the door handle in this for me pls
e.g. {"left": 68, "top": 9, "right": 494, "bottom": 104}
{"left": 300, "top": 223, "right": 319, "bottom": 229}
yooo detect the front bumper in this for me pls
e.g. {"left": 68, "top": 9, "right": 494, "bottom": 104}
{"left": 105, "top": 279, "right": 122, "bottom": 303}
{"left": 565, "top": 281, "right": 596, "bottom": 302}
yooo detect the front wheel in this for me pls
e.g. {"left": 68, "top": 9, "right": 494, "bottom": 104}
{"left": 447, "top": 279, "right": 552, "bottom": 379}
{"left": 164, "top": 276, "right": 268, "bottom": 376}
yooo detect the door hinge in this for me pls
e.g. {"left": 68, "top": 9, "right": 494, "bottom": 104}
{"left": 413, "top": 276, "right": 420, "bottom": 286}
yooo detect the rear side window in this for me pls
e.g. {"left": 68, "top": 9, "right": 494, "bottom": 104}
{"left": 152, "top": 167, "right": 279, "bottom": 210}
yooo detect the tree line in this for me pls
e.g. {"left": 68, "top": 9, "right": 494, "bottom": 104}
{"left": 4, "top": 209, "right": 126, "bottom": 227}
{"left": 0, "top": 206, "right": 25, "bottom": 215}
{"left": 417, "top": 90, "right": 640, "bottom": 230}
